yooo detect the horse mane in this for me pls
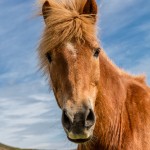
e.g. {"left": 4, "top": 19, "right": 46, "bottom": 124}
{"left": 100, "top": 50, "right": 147, "bottom": 85}
{"left": 38, "top": 0, "right": 98, "bottom": 54}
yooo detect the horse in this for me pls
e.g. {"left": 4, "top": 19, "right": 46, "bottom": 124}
{"left": 38, "top": 0, "right": 150, "bottom": 149}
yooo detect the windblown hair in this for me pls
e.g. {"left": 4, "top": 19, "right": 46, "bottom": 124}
{"left": 39, "top": 0, "right": 97, "bottom": 52}
{"left": 38, "top": 0, "right": 98, "bottom": 70}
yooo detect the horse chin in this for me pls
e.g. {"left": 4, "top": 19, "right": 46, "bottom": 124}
{"left": 67, "top": 136, "right": 92, "bottom": 144}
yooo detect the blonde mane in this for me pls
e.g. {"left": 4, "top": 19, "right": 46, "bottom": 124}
{"left": 38, "top": 0, "right": 97, "bottom": 53}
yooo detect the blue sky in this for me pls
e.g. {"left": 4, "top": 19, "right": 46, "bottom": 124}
{"left": 0, "top": 0, "right": 150, "bottom": 149}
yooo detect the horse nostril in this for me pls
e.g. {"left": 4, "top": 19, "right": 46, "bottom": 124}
{"left": 85, "top": 109, "right": 95, "bottom": 128}
{"left": 62, "top": 110, "right": 72, "bottom": 131}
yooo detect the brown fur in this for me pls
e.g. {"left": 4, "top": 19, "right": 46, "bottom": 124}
{"left": 38, "top": 0, "right": 150, "bottom": 149}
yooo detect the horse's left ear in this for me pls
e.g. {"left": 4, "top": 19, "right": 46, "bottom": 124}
{"left": 42, "top": 1, "right": 51, "bottom": 23}
{"left": 82, "top": 0, "right": 98, "bottom": 17}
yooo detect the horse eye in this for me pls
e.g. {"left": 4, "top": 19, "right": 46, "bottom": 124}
{"left": 94, "top": 48, "right": 101, "bottom": 57}
{"left": 46, "top": 52, "right": 52, "bottom": 63}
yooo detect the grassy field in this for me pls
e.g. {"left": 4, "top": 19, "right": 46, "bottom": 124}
{"left": 0, "top": 143, "right": 34, "bottom": 150}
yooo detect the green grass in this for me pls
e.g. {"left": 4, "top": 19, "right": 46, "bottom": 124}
{"left": 0, "top": 143, "right": 34, "bottom": 150}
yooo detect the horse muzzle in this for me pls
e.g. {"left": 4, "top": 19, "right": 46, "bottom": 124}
{"left": 62, "top": 108, "right": 95, "bottom": 143}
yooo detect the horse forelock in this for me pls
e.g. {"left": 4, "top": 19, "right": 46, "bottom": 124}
{"left": 38, "top": 0, "right": 98, "bottom": 53}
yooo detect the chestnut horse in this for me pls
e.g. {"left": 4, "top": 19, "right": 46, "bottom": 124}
{"left": 38, "top": 0, "right": 150, "bottom": 149}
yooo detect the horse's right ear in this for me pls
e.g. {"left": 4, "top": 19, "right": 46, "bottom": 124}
{"left": 42, "top": 1, "right": 51, "bottom": 23}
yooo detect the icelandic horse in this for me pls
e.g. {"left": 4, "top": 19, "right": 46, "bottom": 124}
{"left": 38, "top": 0, "right": 150, "bottom": 149}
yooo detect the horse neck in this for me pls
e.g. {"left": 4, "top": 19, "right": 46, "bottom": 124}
{"left": 94, "top": 50, "right": 126, "bottom": 148}
{"left": 98, "top": 50, "right": 125, "bottom": 109}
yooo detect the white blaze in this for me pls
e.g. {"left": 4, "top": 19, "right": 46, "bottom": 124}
{"left": 66, "top": 42, "right": 77, "bottom": 57}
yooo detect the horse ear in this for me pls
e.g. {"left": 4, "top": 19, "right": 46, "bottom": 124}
{"left": 82, "top": 0, "right": 98, "bottom": 16}
{"left": 42, "top": 1, "right": 51, "bottom": 22}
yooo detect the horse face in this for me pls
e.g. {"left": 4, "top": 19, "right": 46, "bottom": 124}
{"left": 47, "top": 42, "right": 100, "bottom": 143}
{"left": 41, "top": 0, "right": 99, "bottom": 144}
